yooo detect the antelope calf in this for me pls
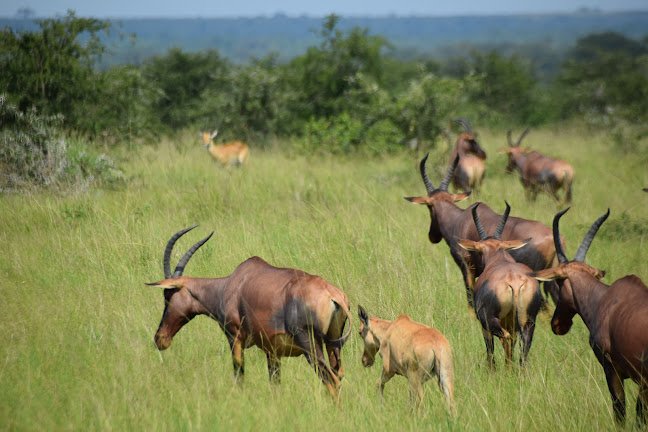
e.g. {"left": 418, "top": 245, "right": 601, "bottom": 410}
{"left": 458, "top": 203, "right": 543, "bottom": 368}
{"left": 405, "top": 154, "right": 561, "bottom": 306}
{"left": 499, "top": 128, "right": 574, "bottom": 205}
{"left": 534, "top": 208, "right": 648, "bottom": 427}
{"left": 357, "top": 306, "right": 454, "bottom": 411}
{"left": 200, "top": 128, "right": 249, "bottom": 166}
{"left": 148, "top": 226, "right": 351, "bottom": 400}
{"left": 449, "top": 117, "right": 487, "bottom": 193}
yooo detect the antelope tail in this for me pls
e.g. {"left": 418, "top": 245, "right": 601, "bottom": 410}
{"left": 321, "top": 299, "right": 353, "bottom": 349}
{"left": 435, "top": 346, "right": 455, "bottom": 411}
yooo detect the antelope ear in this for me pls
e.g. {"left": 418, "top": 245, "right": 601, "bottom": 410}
{"left": 357, "top": 305, "right": 370, "bottom": 326}
{"left": 530, "top": 268, "right": 560, "bottom": 282}
{"left": 210, "top": 130, "right": 218, "bottom": 139}
{"left": 504, "top": 238, "right": 532, "bottom": 251}
{"left": 451, "top": 191, "right": 471, "bottom": 202}
{"left": 498, "top": 147, "right": 512, "bottom": 154}
{"left": 146, "top": 281, "right": 182, "bottom": 289}
{"left": 458, "top": 239, "right": 479, "bottom": 251}
{"left": 404, "top": 196, "right": 432, "bottom": 205}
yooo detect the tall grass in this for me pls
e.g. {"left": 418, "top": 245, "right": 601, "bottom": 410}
{"left": 1, "top": 128, "right": 647, "bottom": 430}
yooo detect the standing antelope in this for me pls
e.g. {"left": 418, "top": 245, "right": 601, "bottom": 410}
{"left": 357, "top": 306, "right": 454, "bottom": 411}
{"left": 449, "top": 117, "right": 487, "bottom": 193}
{"left": 148, "top": 226, "right": 352, "bottom": 400}
{"left": 405, "top": 154, "right": 562, "bottom": 306}
{"left": 534, "top": 208, "right": 648, "bottom": 427}
{"left": 200, "top": 128, "right": 249, "bottom": 166}
{"left": 458, "top": 203, "right": 543, "bottom": 368}
{"left": 499, "top": 128, "right": 574, "bottom": 205}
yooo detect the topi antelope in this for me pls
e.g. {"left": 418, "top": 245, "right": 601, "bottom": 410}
{"left": 449, "top": 117, "right": 487, "bottom": 193}
{"left": 499, "top": 128, "right": 574, "bottom": 206}
{"left": 148, "top": 226, "right": 352, "bottom": 399}
{"left": 405, "top": 153, "right": 562, "bottom": 306}
{"left": 200, "top": 128, "right": 249, "bottom": 166}
{"left": 458, "top": 203, "right": 543, "bottom": 368}
{"left": 534, "top": 208, "right": 648, "bottom": 427}
{"left": 357, "top": 306, "right": 454, "bottom": 412}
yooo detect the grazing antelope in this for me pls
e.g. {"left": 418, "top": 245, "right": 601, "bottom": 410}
{"left": 458, "top": 203, "right": 543, "bottom": 368}
{"left": 499, "top": 128, "right": 574, "bottom": 206}
{"left": 534, "top": 208, "right": 648, "bottom": 427}
{"left": 357, "top": 306, "right": 454, "bottom": 411}
{"left": 405, "top": 154, "right": 562, "bottom": 306}
{"left": 200, "top": 128, "right": 249, "bottom": 166}
{"left": 449, "top": 117, "right": 487, "bottom": 193}
{"left": 148, "top": 226, "right": 352, "bottom": 399}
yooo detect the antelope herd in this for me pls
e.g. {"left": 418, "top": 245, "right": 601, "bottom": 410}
{"left": 145, "top": 121, "right": 646, "bottom": 426}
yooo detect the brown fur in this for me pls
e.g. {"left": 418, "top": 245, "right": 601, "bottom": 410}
{"left": 459, "top": 234, "right": 542, "bottom": 368}
{"left": 150, "top": 251, "right": 351, "bottom": 400}
{"left": 357, "top": 306, "right": 454, "bottom": 412}
{"left": 534, "top": 210, "right": 648, "bottom": 426}
{"left": 450, "top": 132, "right": 487, "bottom": 193}
{"left": 500, "top": 130, "right": 574, "bottom": 205}
{"left": 406, "top": 191, "right": 561, "bottom": 306}
{"left": 200, "top": 130, "right": 249, "bottom": 166}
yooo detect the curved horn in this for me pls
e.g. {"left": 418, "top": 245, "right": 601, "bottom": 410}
{"left": 471, "top": 203, "right": 488, "bottom": 241}
{"left": 172, "top": 231, "right": 214, "bottom": 277}
{"left": 419, "top": 153, "right": 435, "bottom": 195}
{"left": 440, "top": 154, "right": 459, "bottom": 191}
{"left": 493, "top": 201, "right": 511, "bottom": 240}
{"left": 515, "top": 128, "right": 530, "bottom": 147}
{"left": 506, "top": 130, "right": 514, "bottom": 146}
{"left": 452, "top": 117, "right": 473, "bottom": 133}
{"left": 164, "top": 225, "right": 199, "bottom": 279}
{"left": 574, "top": 209, "right": 610, "bottom": 263}
{"left": 552, "top": 207, "right": 571, "bottom": 263}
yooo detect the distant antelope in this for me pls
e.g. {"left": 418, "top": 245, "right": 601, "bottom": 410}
{"left": 357, "top": 306, "right": 454, "bottom": 411}
{"left": 499, "top": 128, "right": 574, "bottom": 205}
{"left": 534, "top": 208, "right": 648, "bottom": 427}
{"left": 449, "top": 117, "right": 487, "bottom": 193}
{"left": 200, "top": 128, "right": 249, "bottom": 166}
{"left": 148, "top": 226, "right": 351, "bottom": 400}
{"left": 405, "top": 154, "right": 562, "bottom": 306}
{"left": 458, "top": 203, "right": 543, "bottom": 368}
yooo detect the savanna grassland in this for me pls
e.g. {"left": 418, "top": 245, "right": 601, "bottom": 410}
{"left": 1, "top": 127, "right": 647, "bottom": 431}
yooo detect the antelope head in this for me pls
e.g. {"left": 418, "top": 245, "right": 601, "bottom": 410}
{"left": 452, "top": 117, "right": 486, "bottom": 159}
{"left": 357, "top": 305, "right": 379, "bottom": 368}
{"left": 147, "top": 226, "right": 213, "bottom": 350}
{"left": 405, "top": 154, "right": 471, "bottom": 243}
{"left": 533, "top": 207, "right": 609, "bottom": 335}
{"left": 499, "top": 128, "right": 530, "bottom": 173}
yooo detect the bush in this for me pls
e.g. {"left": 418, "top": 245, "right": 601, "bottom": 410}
{"left": 0, "top": 95, "right": 123, "bottom": 191}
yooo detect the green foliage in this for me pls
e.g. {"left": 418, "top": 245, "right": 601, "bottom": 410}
{"left": 0, "top": 95, "right": 123, "bottom": 190}
{"left": 0, "top": 11, "right": 111, "bottom": 127}
{"left": 198, "top": 56, "right": 287, "bottom": 143}
{"left": 288, "top": 14, "right": 389, "bottom": 122}
{"left": 143, "top": 48, "right": 231, "bottom": 131}
{"left": 557, "top": 32, "right": 648, "bottom": 151}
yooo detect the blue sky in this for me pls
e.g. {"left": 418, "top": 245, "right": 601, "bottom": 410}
{"left": 1, "top": 0, "right": 647, "bottom": 18}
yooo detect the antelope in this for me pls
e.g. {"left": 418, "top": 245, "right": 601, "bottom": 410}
{"left": 405, "top": 153, "right": 562, "bottom": 306}
{"left": 357, "top": 306, "right": 454, "bottom": 411}
{"left": 499, "top": 128, "right": 574, "bottom": 205}
{"left": 200, "top": 128, "right": 249, "bottom": 166}
{"left": 458, "top": 203, "right": 543, "bottom": 368}
{"left": 148, "top": 226, "right": 352, "bottom": 399}
{"left": 534, "top": 208, "right": 648, "bottom": 427}
{"left": 449, "top": 117, "right": 487, "bottom": 193}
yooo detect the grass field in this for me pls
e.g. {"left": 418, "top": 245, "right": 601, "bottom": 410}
{"left": 1, "top": 127, "right": 647, "bottom": 431}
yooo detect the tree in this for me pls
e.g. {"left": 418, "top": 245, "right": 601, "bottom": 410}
{"left": 0, "top": 11, "right": 112, "bottom": 128}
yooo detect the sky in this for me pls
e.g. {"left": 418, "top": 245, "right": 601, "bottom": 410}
{"left": 2, "top": 0, "right": 648, "bottom": 18}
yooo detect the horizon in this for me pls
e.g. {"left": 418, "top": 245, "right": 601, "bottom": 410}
{"left": 2, "top": 0, "right": 648, "bottom": 19}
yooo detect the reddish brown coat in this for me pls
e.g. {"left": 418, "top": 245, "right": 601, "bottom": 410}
{"left": 200, "top": 129, "right": 249, "bottom": 166}
{"left": 149, "top": 229, "right": 351, "bottom": 400}
{"left": 534, "top": 209, "right": 648, "bottom": 426}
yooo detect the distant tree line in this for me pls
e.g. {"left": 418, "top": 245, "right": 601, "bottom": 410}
{"left": 0, "top": 11, "right": 647, "bottom": 187}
